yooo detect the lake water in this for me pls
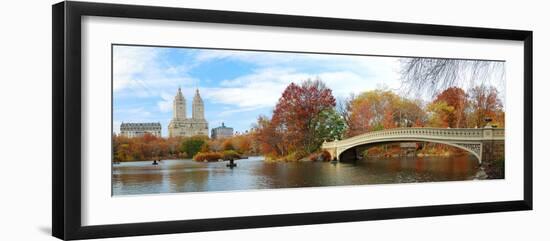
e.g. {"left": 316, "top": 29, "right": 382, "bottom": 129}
{"left": 112, "top": 155, "right": 481, "bottom": 195}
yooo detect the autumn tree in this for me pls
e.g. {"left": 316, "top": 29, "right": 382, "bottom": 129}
{"left": 396, "top": 98, "right": 427, "bottom": 127}
{"left": 347, "top": 97, "right": 373, "bottom": 136}
{"left": 270, "top": 79, "right": 336, "bottom": 154}
{"left": 231, "top": 134, "right": 253, "bottom": 154}
{"left": 254, "top": 78, "right": 338, "bottom": 159}
{"left": 206, "top": 139, "right": 223, "bottom": 152}
{"left": 427, "top": 101, "right": 455, "bottom": 127}
{"left": 114, "top": 143, "right": 130, "bottom": 162}
{"left": 432, "top": 87, "right": 468, "bottom": 128}
{"left": 200, "top": 141, "right": 210, "bottom": 152}
{"left": 254, "top": 115, "right": 285, "bottom": 157}
{"left": 467, "top": 85, "right": 504, "bottom": 127}
{"left": 346, "top": 89, "right": 425, "bottom": 136}
{"left": 166, "top": 137, "right": 182, "bottom": 156}
{"left": 222, "top": 139, "right": 235, "bottom": 151}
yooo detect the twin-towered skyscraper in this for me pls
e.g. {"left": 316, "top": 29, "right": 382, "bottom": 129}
{"left": 168, "top": 87, "right": 209, "bottom": 137}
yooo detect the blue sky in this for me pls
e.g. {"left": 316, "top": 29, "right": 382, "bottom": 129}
{"left": 112, "top": 45, "right": 404, "bottom": 137}
{"left": 112, "top": 45, "right": 504, "bottom": 137}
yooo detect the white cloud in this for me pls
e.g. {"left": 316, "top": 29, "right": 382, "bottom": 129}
{"left": 113, "top": 46, "right": 161, "bottom": 92}
{"left": 157, "top": 92, "right": 173, "bottom": 113}
{"left": 195, "top": 49, "right": 403, "bottom": 97}
{"left": 114, "top": 46, "right": 403, "bottom": 102}
{"left": 201, "top": 61, "right": 401, "bottom": 111}
{"left": 216, "top": 106, "right": 267, "bottom": 117}
{"left": 113, "top": 46, "right": 199, "bottom": 99}
{"left": 194, "top": 48, "right": 401, "bottom": 73}
{"left": 111, "top": 46, "right": 426, "bottom": 135}
{"left": 194, "top": 49, "right": 292, "bottom": 66}
{"left": 202, "top": 68, "right": 305, "bottom": 109}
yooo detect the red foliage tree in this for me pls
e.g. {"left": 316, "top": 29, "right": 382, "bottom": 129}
{"left": 271, "top": 79, "right": 336, "bottom": 154}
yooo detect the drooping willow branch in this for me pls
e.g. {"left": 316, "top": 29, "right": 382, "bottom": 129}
{"left": 399, "top": 58, "right": 505, "bottom": 97}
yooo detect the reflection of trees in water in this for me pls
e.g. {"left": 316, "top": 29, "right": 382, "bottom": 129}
{"left": 114, "top": 161, "right": 212, "bottom": 193}
{"left": 253, "top": 162, "right": 294, "bottom": 188}
{"left": 114, "top": 165, "right": 164, "bottom": 187}
{"left": 166, "top": 162, "right": 210, "bottom": 192}
{"left": 252, "top": 161, "right": 344, "bottom": 188}
{"left": 113, "top": 156, "right": 481, "bottom": 195}
{"left": 360, "top": 144, "right": 478, "bottom": 182}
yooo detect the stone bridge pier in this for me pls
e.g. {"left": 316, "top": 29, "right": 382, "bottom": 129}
{"left": 482, "top": 140, "right": 505, "bottom": 163}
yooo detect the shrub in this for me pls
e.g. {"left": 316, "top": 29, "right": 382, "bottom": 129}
{"left": 320, "top": 150, "right": 331, "bottom": 161}
{"left": 222, "top": 139, "right": 235, "bottom": 151}
{"left": 308, "top": 150, "right": 332, "bottom": 162}
{"left": 193, "top": 152, "right": 222, "bottom": 162}
{"left": 284, "top": 150, "right": 308, "bottom": 161}
{"left": 222, "top": 150, "right": 241, "bottom": 160}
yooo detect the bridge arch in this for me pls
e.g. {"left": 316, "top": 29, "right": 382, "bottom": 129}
{"left": 337, "top": 138, "right": 482, "bottom": 163}
{"left": 322, "top": 127, "right": 504, "bottom": 165}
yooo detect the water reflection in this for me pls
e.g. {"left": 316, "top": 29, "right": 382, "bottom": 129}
{"left": 112, "top": 155, "right": 480, "bottom": 195}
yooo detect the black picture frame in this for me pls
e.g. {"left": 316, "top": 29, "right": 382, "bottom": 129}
{"left": 52, "top": 1, "right": 533, "bottom": 240}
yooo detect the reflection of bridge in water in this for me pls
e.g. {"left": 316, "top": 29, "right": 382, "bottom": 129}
{"left": 322, "top": 127, "right": 504, "bottom": 164}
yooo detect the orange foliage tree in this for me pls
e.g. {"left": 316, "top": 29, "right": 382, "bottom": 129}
{"left": 347, "top": 97, "right": 373, "bottom": 136}
{"left": 432, "top": 87, "right": 468, "bottom": 128}
{"left": 467, "top": 85, "right": 504, "bottom": 127}
{"left": 254, "top": 115, "right": 285, "bottom": 157}
{"left": 112, "top": 133, "right": 173, "bottom": 162}
{"left": 347, "top": 89, "right": 425, "bottom": 137}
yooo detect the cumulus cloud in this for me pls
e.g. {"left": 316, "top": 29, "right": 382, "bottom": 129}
{"left": 157, "top": 92, "right": 173, "bottom": 113}
{"left": 113, "top": 45, "right": 199, "bottom": 99}
{"left": 203, "top": 68, "right": 298, "bottom": 108}
{"left": 113, "top": 45, "right": 161, "bottom": 92}
{"left": 113, "top": 45, "right": 407, "bottom": 134}
{"left": 202, "top": 64, "right": 401, "bottom": 111}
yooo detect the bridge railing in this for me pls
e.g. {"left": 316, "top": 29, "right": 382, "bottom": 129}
{"left": 322, "top": 127, "right": 504, "bottom": 149}
{"left": 493, "top": 129, "right": 505, "bottom": 138}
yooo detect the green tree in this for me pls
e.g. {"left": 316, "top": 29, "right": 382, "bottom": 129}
{"left": 180, "top": 136, "right": 207, "bottom": 158}
{"left": 314, "top": 108, "right": 346, "bottom": 142}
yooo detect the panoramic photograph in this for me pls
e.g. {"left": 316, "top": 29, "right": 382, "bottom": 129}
{"left": 111, "top": 44, "right": 505, "bottom": 196}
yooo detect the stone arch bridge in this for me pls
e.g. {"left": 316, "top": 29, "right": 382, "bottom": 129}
{"left": 321, "top": 127, "right": 504, "bottom": 164}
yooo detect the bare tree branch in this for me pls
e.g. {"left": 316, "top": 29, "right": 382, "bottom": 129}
{"left": 399, "top": 58, "right": 505, "bottom": 97}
